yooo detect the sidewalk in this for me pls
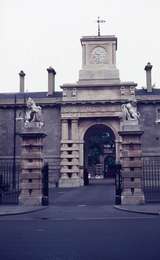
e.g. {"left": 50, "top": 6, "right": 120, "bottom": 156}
{"left": 0, "top": 205, "right": 48, "bottom": 216}
{"left": 1, "top": 184, "right": 160, "bottom": 216}
{"left": 0, "top": 203, "right": 160, "bottom": 217}
{"left": 114, "top": 204, "right": 160, "bottom": 215}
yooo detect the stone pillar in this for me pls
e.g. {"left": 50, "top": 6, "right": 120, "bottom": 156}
{"left": 59, "top": 118, "right": 82, "bottom": 187}
{"left": 79, "top": 142, "right": 84, "bottom": 180}
{"left": 71, "top": 119, "right": 82, "bottom": 185}
{"left": 47, "top": 66, "right": 56, "bottom": 96}
{"left": 71, "top": 119, "right": 78, "bottom": 140}
{"left": 19, "top": 70, "right": 25, "bottom": 93}
{"left": 82, "top": 44, "right": 86, "bottom": 67}
{"left": 19, "top": 127, "right": 46, "bottom": 206}
{"left": 115, "top": 138, "right": 120, "bottom": 163}
{"left": 119, "top": 121, "right": 145, "bottom": 205}
{"left": 61, "top": 119, "right": 68, "bottom": 140}
{"left": 59, "top": 119, "right": 69, "bottom": 187}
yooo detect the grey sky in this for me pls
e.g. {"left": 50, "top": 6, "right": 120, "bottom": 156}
{"left": 0, "top": 0, "right": 160, "bottom": 92}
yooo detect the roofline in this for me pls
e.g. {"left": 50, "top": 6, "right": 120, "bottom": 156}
{"left": 61, "top": 81, "right": 137, "bottom": 88}
{"left": 80, "top": 35, "right": 118, "bottom": 49}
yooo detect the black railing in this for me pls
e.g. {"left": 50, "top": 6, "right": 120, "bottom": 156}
{"left": 115, "top": 162, "right": 122, "bottom": 205}
{"left": 42, "top": 163, "right": 49, "bottom": 205}
{"left": 0, "top": 161, "right": 20, "bottom": 205}
{"left": 142, "top": 158, "right": 160, "bottom": 203}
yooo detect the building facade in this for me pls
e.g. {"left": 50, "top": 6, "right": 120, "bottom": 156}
{"left": 0, "top": 34, "right": 160, "bottom": 191}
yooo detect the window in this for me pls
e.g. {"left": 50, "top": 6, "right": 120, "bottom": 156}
{"left": 156, "top": 108, "right": 160, "bottom": 123}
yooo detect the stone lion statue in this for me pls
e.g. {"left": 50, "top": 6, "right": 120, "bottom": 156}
{"left": 24, "top": 97, "right": 44, "bottom": 128}
{"left": 121, "top": 101, "right": 140, "bottom": 121}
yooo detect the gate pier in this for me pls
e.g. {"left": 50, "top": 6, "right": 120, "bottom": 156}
{"left": 19, "top": 127, "right": 46, "bottom": 206}
{"left": 18, "top": 97, "right": 46, "bottom": 206}
{"left": 119, "top": 121, "right": 145, "bottom": 205}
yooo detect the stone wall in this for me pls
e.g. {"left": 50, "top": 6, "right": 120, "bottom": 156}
{"left": 0, "top": 108, "right": 15, "bottom": 158}
{"left": 0, "top": 90, "right": 160, "bottom": 188}
{"left": 137, "top": 103, "right": 160, "bottom": 156}
{"left": 0, "top": 104, "right": 61, "bottom": 187}
{"left": 43, "top": 106, "right": 61, "bottom": 187}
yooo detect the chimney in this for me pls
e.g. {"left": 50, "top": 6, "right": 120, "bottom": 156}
{"left": 19, "top": 70, "right": 25, "bottom": 93}
{"left": 47, "top": 67, "right": 56, "bottom": 95}
{"left": 144, "top": 62, "right": 153, "bottom": 92}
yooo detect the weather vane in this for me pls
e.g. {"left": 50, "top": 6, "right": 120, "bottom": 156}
{"left": 96, "top": 16, "right": 106, "bottom": 36}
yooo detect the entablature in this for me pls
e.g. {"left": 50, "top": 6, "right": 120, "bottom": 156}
{"left": 61, "top": 111, "right": 122, "bottom": 119}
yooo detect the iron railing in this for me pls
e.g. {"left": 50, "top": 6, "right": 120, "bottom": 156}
{"left": 115, "top": 162, "right": 122, "bottom": 205}
{"left": 0, "top": 161, "right": 20, "bottom": 205}
{"left": 42, "top": 163, "right": 49, "bottom": 205}
{"left": 142, "top": 157, "right": 160, "bottom": 203}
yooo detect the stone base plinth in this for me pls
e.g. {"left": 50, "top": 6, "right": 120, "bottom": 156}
{"left": 121, "top": 191, "right": 145, "bottom": 205}
{"left": 19, "top": 195, "right": 42, "bottom": 206}
{"left": 121, "top": 120, "right": 140, "bottom": 131}
{"left": 59, "top": 173, "right": 83, "bottom": 188}
{"left": 79, "top": 67, "right": 120, "bottom": 83}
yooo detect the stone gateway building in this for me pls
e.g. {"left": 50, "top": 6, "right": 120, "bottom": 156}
{"left": 0, "top": 33, "right": 160, "bottom": 204}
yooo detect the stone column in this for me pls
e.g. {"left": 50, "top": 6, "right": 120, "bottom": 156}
{"left": 19, "top": 127, "right": 46, "bottom": 206}
{"left": 59, "top": 119, "right": 69, "bottom": 186}
{"left": 71, "top": 119, "right": 78, "bottom": 140}
{"left": 115, "top": 138, "right": 120, "bottom": 163}
{"left": 79, "top": 142, "right": 84, "bottom": 179}
{"left": 61, "top": 119, "right": 68, "bottom": 140}
{"left": 82, "top": 44, "right": 86, "bottom": 66}
{"left": 71, "top": 119, "right": 82, "bottom": 185}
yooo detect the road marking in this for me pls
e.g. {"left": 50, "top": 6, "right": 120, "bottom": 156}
{"left": 36, "top": 228, "right": 45, "bottom": 232}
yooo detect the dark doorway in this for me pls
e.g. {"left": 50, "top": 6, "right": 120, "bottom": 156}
{"left": 84, "top": 124, "right": 116, "bottom": 184}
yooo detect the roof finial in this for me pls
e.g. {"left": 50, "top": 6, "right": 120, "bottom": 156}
{"left": 96, "top": 16, "right": 106, "bottom": 36}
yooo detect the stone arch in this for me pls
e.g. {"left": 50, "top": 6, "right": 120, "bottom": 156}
{"left": 80, "top": 121, "right": 118, "bottom": 142}
{"left": 83, "top": 124, "right": 116, "bottom": 183}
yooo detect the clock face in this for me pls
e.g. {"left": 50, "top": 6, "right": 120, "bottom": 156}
{"left": 90, "top": 46, "right": 107, "bottom": 64}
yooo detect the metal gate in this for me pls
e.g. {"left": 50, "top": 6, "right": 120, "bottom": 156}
{"left": 115, "top": 162, "right": 122, "bottom": 205}
{"left": 42, "top": 163, "right": 49, "bottom": 205}
{"left": 0, "top": 161, "right": 20, "bottom": 205}
{"left": 142, "top": 157, "right": 160, "bottom": 203}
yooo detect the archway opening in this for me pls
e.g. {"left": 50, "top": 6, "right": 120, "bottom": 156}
{"left": 84, "top": 124, "right": 116, "bottom": 185}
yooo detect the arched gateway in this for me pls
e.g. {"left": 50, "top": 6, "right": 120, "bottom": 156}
{"left": 59, "top": 34, "right": 145, "bottom": 206}
{"left": 84, "top": 124, "right": 116, "bottom": 183}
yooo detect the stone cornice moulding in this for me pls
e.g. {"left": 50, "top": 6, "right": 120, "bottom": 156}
{"left": 61, "top": 81, "right": 137, "bottom": 89}
{"left": 61, "top": 111, "right": 122, "bottom": 119}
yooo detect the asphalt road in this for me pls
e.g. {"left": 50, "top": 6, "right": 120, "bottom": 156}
{"left": 0, "top": 215, "right": 159, "bottom": 260}
{"left": 49, "top": 180, "right": 115, "bottom": 206}
{"left": 0, "top": 181, "right": 160, "bottom": 260}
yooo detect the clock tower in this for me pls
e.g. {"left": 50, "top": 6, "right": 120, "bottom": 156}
{"left": 78, "top": 35, "right": 120, "bottom": 84}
